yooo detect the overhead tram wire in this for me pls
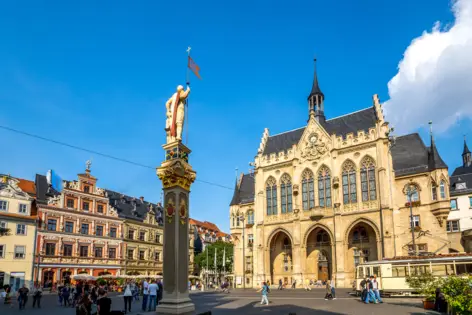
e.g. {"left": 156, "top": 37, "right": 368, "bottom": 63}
{"left": 0, "top": 124, "right": 236, "bottom": 191}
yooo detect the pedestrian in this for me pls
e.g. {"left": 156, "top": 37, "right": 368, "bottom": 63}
{"left": 97, "top": 289, "right": 112, "bottom": 315}
{"left": 62, "top": 285, "right": 71, "bottom": 307}
{"left": 324, "top": 280, "right": 333, "bottom": 300}
{"left": 364, "top": 276, "right": 377, "bottom": 304}
{"left": 58, "top": 283, "right": 64, "bottom": 306}
{"left": 257, "top": 282, "right": 269, "bottom": 305}
{"left": 372, "top": 275, "right": 382, "bottom": 303}
{"left": 291, "top": 280, "right": 297, "bottom": 289}
{"left": 123, "top": 280, "right": 133, "bottom": 314}
{"left": 76, "top": 293, "right": 92, "bottom": 315}
{"left": 360, "top": 277, "right": 368, "bottom": 302}
{"left": 17, "top": 284, "right": 29, "bottom": 309}
{"left": 434, "top": 287, "right": 446, "bottom": 312}
{"left": 304, "top": 278, "right": 311, "bottom": 291}
{"left": 91, "top": 286, "right": 98, "bottom": 304}
{"left": 157, "top": 279, "right": 163, "bottom": 305}
{"left": 32, "top": 285, "right": 43, "bottom": 308}
{"left": 132, "top": 282, "right": 139, "bottom": 302}
{"left": 142, "top": 278, "right": 149, "bottom": 311}
{"left": 148, "top": 279, "right": 158, "bottom": 311}
{"left": 278, "top": 279, "right": 283, "bottom": 290}
{"left": 330, "top": 278, "right": 336, "bottom": 300}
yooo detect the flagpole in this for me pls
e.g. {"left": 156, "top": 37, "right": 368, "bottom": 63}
{"left": 185, "top": 46, "right": 191, "bottom": 146}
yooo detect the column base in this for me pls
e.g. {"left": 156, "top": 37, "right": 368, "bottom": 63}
{"left": 157, "top": 298, "right": 195, "bottom": 315}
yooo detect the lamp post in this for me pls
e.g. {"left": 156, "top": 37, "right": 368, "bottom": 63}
{"left": 405, "top": 184, "right": 417, "bottom": 256}
{"left": 238, "top": 215, "right": 245, "bottom": 290}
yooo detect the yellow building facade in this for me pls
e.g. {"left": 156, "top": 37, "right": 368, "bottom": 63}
{"left": 230, "top": 63, "right": 453, "bottom": 288}
{"left": 0, "top": 175, "right": 37, "bottom": 291}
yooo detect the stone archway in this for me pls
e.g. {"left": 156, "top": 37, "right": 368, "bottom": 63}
{"left": 305, "top": 227, "right": 332, "bottom": 281}
{"left": 345, "top": 219, "right": 380, "bottom": 280}
{"left": 269, "top": 231, "right": 293, "bottom": 285}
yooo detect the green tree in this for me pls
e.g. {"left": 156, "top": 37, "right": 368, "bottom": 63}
{"left": 405, "top": 271, "right": 440, "bottom": 301}
{"left": 441, "top": 275, "right": 472, "bottom": 315}
{"left": 0, "top": 227, "right": 10, "bottom": 237}
{"left": 194, "top": 241, "right": 233, "bottom": 276}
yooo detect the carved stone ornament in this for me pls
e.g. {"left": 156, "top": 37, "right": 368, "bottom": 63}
{"left": 157, "top": 160, "right": 196, "bottom": 190}
{"left": 165, "top": 193, "right": 176, "bottom": 223}
{"left": 179, "top": 193, "right": 188, "bottom": 225}
{"left": 301, "top": 132, "right": 329, "bottom": 161}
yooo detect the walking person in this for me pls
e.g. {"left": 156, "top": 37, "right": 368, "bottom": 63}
{"left": 364, "top": 276, "right": 377, "bottom": 304}
{"left": 257, "top": 282, "right": 269, "bottom": 305}
{"left": 291, "top": 280, "right": 297, "bottom": 289}
{"left": 142, "top": 278, "right": 149, "bottom": 311}
{"left": 97, "top": 289, "right": 112, "bottom": 315}
{"left": 123, "top": 280, "right": 133, "bottom": 314}
{"left": 324, "top": 280, "right": 332, "bottom": 300}
{"left": 17, "top": 284, "right": 29, "bottom": 310}
{"left": 76, "top": 293, "right": 92, "bottom": 315}
{"left": 277, "top": 279, "right": 283, "bottom": 290}
{"left": 372, "top": 275, "right": 382, "bottom": 303}
{"left": 157, "top": 279, "right": 163, "bottom": 305}
{"left": 62, "top": 285, "right": 71, "bottom": 307}
{"left": 148, "top": 279, "right": 158, "bottom": 311}
{"left": 331, "top": 278, "right": 336, "bottom": 300}
{"left": 32, "top": 285, "right": 42, "bottom": 308}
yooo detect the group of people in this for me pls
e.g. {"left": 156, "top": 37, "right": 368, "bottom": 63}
{"left": 359, "top": 275, "right": 383, "bottom": 304}
{"left": 1, "top": 284, "right": 43, "bottom": 309}
{"left": 122, "top": 278, "right": 163, "bottom": 314}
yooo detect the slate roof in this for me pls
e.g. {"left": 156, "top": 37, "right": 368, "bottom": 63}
{"left": 230, "top": 174, "right": 255, "bottom": 206}
{"left": 262, "top": 107, "right": 378, "bottom": 155}
{"left": 105, "top": 189, "right": 163, "bottom": 224}
{"left": 391, "top": 133, "right": 447, "bottom": 177}
{"left": 450, "top": 173, "right": 472, "bottom": 196}
{"left": 35, "top": 174, "right": 59, "bottom": 204}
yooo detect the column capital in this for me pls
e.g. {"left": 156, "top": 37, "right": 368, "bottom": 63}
{"left": 157, "top": 143, "right": 196, "bottom": 191}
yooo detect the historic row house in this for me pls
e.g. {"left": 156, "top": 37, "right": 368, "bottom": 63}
{"left": 106, "top": 190, "right": 166, "bottom": 276}
{"left": 230, "top": 61, "right": 453, "bottom": 288}
{"left": 35, "top": 167, "right": 125, "bottom": 285}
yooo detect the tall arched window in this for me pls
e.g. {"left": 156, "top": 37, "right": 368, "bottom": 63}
{"left": 318, "top": 166, "right": 332, "bottom": 207}
{"left": 440, "top": 180, "right": 446, "bottom": 199}
{"left": 247, "top": 210, "right": 254, "bottom": 224}
{"left": 280, "top": 174, "right": 293, "bottom": 213}
{"left": 301, "top": 169, "right": 315, "bottom": 210}
{"left": 360, "top": 157, "right": 376, "bottom": 201}
{"left": 342, "top": 160, "right": 357, "bottom": 204}
{"left": 232, "top": 216, "right": 235, "bottom": 227}
{"left": 431, "top": 182, "right": 438, "bottom": 201}
{"left": 405, "top": 184, "right": 420, "bottom": 202}
{"left": 266, "top": 177, "right": 277, "bottom": 215}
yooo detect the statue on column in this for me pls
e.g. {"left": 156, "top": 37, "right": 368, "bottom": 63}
{"left": 165, "top": 85, "right": 191, "bottom": 143}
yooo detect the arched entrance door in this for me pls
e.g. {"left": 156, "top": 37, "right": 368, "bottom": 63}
{"left": 269, "top": 231, "right": 292, "bottom": 285}
{"left": 43, "top": 270, "right": 54, "bottom": 288}
{"left": 306, "top": 227, "right": 332, "bottom": 281}
{"left": 346, "top": 222, "right": 378, "bottom": 278}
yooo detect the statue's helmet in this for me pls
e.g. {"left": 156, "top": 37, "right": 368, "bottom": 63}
{"left": 177, "top": 85, "right": 184, "bottom": 91}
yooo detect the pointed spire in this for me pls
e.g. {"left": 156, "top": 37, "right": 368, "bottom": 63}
{"left": 307, "top": 58, "right": 325, "bottom": 122}
{"left": 428, "top": 121, "right": 438, "bottom": 169}
{"left": 462, "top": 135, "right": 472, "bottom": 167}
{"left": 309, "top": 58, "right": 324, "bottom": 98}
{"left": 463, "top": 135, "right": 471, "bottom": 155}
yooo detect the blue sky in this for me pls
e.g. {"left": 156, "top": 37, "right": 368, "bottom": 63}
{"left": 1, "top": 0, "right": 470, "bottom": 232}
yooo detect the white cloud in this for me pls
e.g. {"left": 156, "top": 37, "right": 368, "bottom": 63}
{"left": 383, "top": 0, "right": 472, "bottom": 134}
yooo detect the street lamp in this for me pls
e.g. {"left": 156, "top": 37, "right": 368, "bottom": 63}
{"left": 405, "top": 184, "right": 417, "bottom": 256}
{"left": 238, "top": 215, "right": 245, "bottom": 290}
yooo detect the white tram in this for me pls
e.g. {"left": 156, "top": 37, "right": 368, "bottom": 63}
{"left": 354, "top": 254, "right": 472, "bottom": 296}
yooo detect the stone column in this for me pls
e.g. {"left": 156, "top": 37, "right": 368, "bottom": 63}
{"left": 157, "top": 141, "right": 196, "bottom": 315}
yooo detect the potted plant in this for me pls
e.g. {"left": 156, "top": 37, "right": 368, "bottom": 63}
{"left": 405, "top": 272, "right": 441, "bottom": 310}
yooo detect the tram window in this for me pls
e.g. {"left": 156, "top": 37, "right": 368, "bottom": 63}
{"left": 431, "top": 264, "right": 447, "bottom": 276}
{"left": 359, "top": 267, "right": 364, "bottom": 278}
{"left": 456, "top": 264, "right": 472, "bottom": 275}
{"left": 411, "top": 266, "right": 427, "bottom": 275}
{"left": 373, "top": 266, "right": 380, "bottom": 277}
{"left": 392, "top": 266, "right": 406, "bottom": 277}
{"left": 445, "top": 264, "right": 455, "bottom": 275}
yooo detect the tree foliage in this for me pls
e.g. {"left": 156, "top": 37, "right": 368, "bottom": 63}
{"left": 0, "top": 227, "right": 10, "bottom": 237}
{"left": 441, "top": 275, "right": 472, "bottom": 315}
{"left": 194, "top": 241, "right": 233, "bottom": 275}
{"left": 405, "top": 272, "right": 440, "bottom": 301}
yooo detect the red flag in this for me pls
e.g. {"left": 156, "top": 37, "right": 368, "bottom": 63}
{"left": 188, "top": 56, "right": 201, "bottom": 79}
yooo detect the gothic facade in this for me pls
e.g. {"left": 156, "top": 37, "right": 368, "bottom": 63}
{"left": 229, "top": 62, "right": 453, "bottom": 288}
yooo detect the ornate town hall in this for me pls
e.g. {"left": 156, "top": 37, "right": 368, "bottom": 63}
{"left": 230, "top": 61, "right": 453, "bottom": 288}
